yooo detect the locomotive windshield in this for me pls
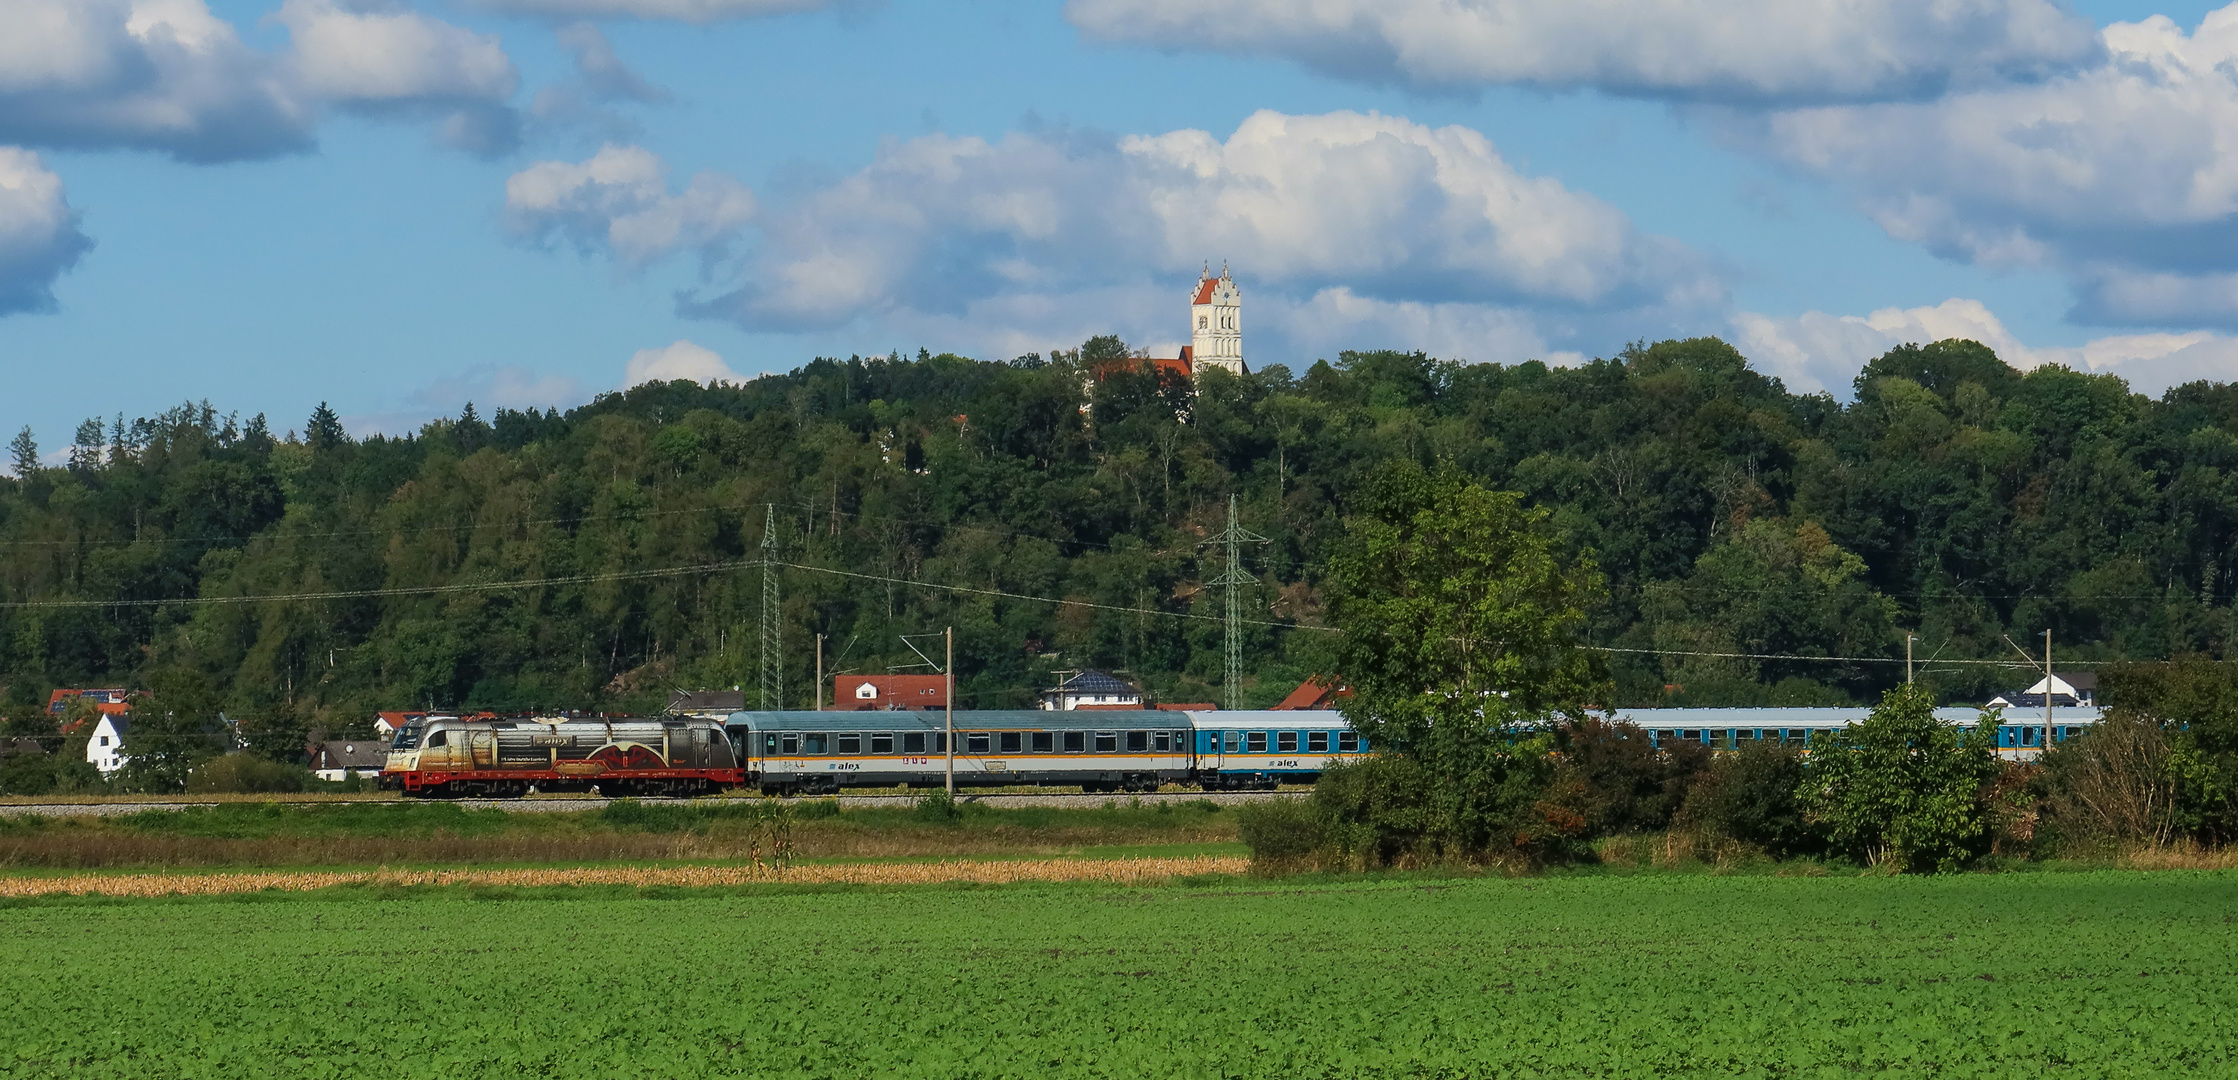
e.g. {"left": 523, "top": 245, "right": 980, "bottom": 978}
{"left": 390, "top": 724, "right": 423, "bottom": 751}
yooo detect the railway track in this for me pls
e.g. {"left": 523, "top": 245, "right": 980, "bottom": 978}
{"left": 0, "top": 790, "right": 1303, "bottom": 817}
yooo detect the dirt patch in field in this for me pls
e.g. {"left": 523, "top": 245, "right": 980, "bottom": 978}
{"left": 0, "top": 855, "right": 1249, "bottom": 897}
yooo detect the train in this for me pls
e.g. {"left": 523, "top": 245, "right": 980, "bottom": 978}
{"left": 379, "top": 708, "right": 1366, "bottom": 796}
{"left": 1608, "top": 706, "right": 2104, "bottom": 760}
{"left": 380, "top": 715, "right": 744, "bottom": 798}
{"left": 728, "top": 709, "right": 1366, "bottom": 794}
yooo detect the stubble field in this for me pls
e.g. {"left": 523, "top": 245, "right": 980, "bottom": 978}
{"left": 3, "top": 870, "right": 2236, "bottom": 1078}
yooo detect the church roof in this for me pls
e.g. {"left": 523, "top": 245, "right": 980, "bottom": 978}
{"left": 1193, "top": 278, "right": 1219, "bottom": 305}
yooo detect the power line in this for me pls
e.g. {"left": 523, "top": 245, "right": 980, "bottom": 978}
{"left": 0, "top": 501, "right": 765, "bottom": 549}
{"left": 0, "top": 560, "right": 761, "bottom": 609}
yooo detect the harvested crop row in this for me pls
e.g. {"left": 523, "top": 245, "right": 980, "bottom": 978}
{"left": 0, "top": 854, "right": 1248, "bottom": 897}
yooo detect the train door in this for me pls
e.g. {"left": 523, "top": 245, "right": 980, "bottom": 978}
{"left": 1202, "top": 728, "right": 1224, "bottom": 771}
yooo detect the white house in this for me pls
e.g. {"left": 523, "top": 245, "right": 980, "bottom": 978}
{"left": 308, "top": 740, "right": 387, "bottom": 781}
{"left": 1988, "top": 672, "right": 2097, "bottom": 709}
{"left": 85, "top": 715, "right": 129, "bottom": 775}
{"left": 1039, "top": 670, "right": 1145, "bottom": 711}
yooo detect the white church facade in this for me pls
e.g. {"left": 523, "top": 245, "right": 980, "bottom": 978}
{"left": 1188, "top": 264, "right": 1244, "bottom": 378}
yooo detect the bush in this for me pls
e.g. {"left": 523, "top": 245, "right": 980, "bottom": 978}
{"left": 185, "top": 753, "right": 307, "bottom": 795}
{"left": 1312, "top": 738, "right": 1579, "bottom": 869}
{"left": 2038, "top": 714, "right": 2182, "bottom": 850}
{"left": 1799, "top": 684, "right": 2001, "bottom": 873}
{"left": 1681, "top": 739, "right": 1818, "bottom": 857}
{"left": 1235, "top": 798, "right": 1321, "bottom": 867}
{"left": 796, "top": 797, "right": 842, "bottom": 820}
{"left": 912, "top": 789, "right": 959, "bottom": 822}
{"left": 1553, "top": 717, "right": 1709, "bottom": 834}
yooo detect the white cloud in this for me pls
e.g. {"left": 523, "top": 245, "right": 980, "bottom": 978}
{"left": 1755, "top": 5, "right": 2238, "bottom": 325}
{"left": 1066, "top": 0, "right": 2097, "bottom": 103}
{"left": 552, "top": 23, "right": 665, "bottom": 104}
{"left": 0, "top": 0, "right": 313, "bottom": 162}
{"left": 504, "top": 144, "right": 755, "bottom": 267}
{"left": 624, "top": 340, "right": 741, "bottom": 387}
{"left": 0, "top": 148, "right": 94, "bottom": 315}
{"left": 1732, "top": 297, "right": 2238, "bottom": 397}
{"left": 0, "top": 0, "right": 523, "bottom": 162}
{"left": 462, "top": 0, "right": 833, "bottom": 22}
{"left": 685, "top": 110, "right": 1719, "bottom": 348}
{"left": 276, "top": 0, "right": 521, "bottom": 154}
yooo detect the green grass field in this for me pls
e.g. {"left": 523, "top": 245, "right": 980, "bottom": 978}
{"left": 5, "top": 870, "right": 2236, "bottom": 1078}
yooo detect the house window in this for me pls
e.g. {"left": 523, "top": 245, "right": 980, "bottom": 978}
{"left": 1198, "top": 316, "right": 1208, "bottom": 329}
{"left": 98, "top": 736, "right": 108, "bottom": 747}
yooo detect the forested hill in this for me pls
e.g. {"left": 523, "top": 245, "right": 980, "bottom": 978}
{"left": 2, "top": 335, "right": 2232, "bottom": 732}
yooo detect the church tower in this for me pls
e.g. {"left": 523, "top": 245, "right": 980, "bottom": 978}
{"left": 1189, "top": 263, "right": 1243, "bottom": 377}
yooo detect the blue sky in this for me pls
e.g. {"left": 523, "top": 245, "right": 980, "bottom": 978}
{"left": 1, "top": 0, "right": 2234, "bottom": 446}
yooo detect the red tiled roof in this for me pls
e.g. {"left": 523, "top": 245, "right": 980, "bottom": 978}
{"left": 1274, "top": 678, "right": 1349, "bottom": 710}
{"left": 1193, "top": 278, "right": 1218, "bottom": 304}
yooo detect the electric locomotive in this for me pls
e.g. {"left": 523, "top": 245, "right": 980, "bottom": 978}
{"left": 381, "top": 714, "right": 744, "bottom": 798}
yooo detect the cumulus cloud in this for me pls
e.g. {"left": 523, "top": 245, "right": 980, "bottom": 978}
{"left": 276, "top": 0, "right": 522, "bottom": 154}
{"left": 530, "top": 23, "right": 667, "bottom": 140}
{"left": 1756, "top": 6, "right": 2238, "bottom": 326}
{"left": 462, "top": 0, "right": 832, "bottom": 21}
{"left": 687, "top": 110, "right": 1719, "bottom": 346}
{"left": 504, "top": 144, "right": 755, "bottom": 267}
{"left": 0, "top": 0, "right": 314, "bottom": 162}
{"left": 0, "top": 148, "right": 94, "bottom": 314}
{"left": 1066, "top": 0, "right": 2098, "bottom": 103}
{"left": 1732, "top": 297, "right": 2238, "bottom": 397}
{"left": 0, "top": 0, "right": 522, "bottom": 162}
{"left": 624, "top": 340, "right": 742, "bottom": 386}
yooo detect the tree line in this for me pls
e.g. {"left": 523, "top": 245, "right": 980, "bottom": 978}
{"left": 3, "top": 333, "right": 2238, "bottom": 788}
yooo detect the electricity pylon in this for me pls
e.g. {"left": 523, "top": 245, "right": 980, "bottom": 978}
{"left": 1201, "top": 494, "right": 1269, "bottom": 710}
{"left": 759, "top": 503, "right": 783, "bottom": 710}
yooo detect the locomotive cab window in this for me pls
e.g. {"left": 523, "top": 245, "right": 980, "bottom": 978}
{"left": 1000, "top": 732, "right": 1022, "bottom": 753}
{"left": 1277, "top": 731, "right": 1298, "bottom": 753}
{"left": 1031, "top": 731, "right": 1054, "bottom": 752}
{"left": 902, "top": 732, "right": 925, "bottom": 753}
{"left": 871, "top": 734, "right": 894, "bottom": 754}
{"left": 966, "top": 733, "right": 991, "bottom": 754}
{"left": 1338, "top": 732, "right": 1359, "bottom": 753}
{"left": 1307, "top": 731, "right": 1328, "bottom": 753}
{"left": 1126, "top": 731, "right": 1148, "bottom": 752}
{"left": 837, "top": 733, "right": 861, "bottom": 754}
{"left": 426, "top": 730, "right": 449, "bottom": 748}
{"left": 1063, "top": 731, "right": 1086, "bottom": 752}
{"left": 392, "top": 726, "right": 423, "bottom": 750}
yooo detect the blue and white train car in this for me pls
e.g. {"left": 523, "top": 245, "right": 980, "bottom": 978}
{"left": 1183, "top": 710, "right": 1368, "bottom": 789}
{"left": 723, "top": 708, "right": 1367, "bottom": 793}
{"left": 1606, "top": 705, "right": 2102, "bottom": 760}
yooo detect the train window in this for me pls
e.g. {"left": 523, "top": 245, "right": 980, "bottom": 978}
{"left": 1276, "top": 731, "right": 1298, "bottom": 752}
{"left": 1246, "top": 732, "right": 1268, "bottom": 753}
{"left": 780, "top": 734, "right": 799, "bottom": 754}
{"left": 1339, "top": 731, "right": 1358, "bottom": 752}
{"left": 1063, "top": 731, "right": 1085, "bottom": 752}
{"left": 933, "top": 733, "right": 948, "bottom": 753}
{"left": 1154, "top": 731, "right": 1171, "bottom": 752}
{"left": 803, "top": 734, "right": 828, "bottom": 754}
{"left": 1225, "top": 731, "right": 1243, "bottom": 753}
{"left": 1031, "top": 731, "right": 1054, "bottom": 752}
{"left": 1735, "top": 729, "right": 1755, "bottom": 742}
{"left": 426, "top": 730, "right": 449, "bottom": 748}
{"left": 1307, "top": 732, "right": 1329, "bottom": 752}
{"left": 2021, "top": 728, "right": 2036, "bottom": 746}
{"left": 902, "top": 732, "right": 925, "bottom": 753}
{"left": 1126, "top": 731, "right": 1148, "bottom": 752}
{"left": 966, "top": 733, "right": 991, "bottom": 754}
{"left": 1681, "top": 730, "right": 1700, "bottom": 743}
{"left": 1095, "top": 732, "right": 1117, "bottom": 752}
{"left": 763, "top": 733, "right": 778, "bottom": 753}
{"left": 1000, "top": 732, "right": 1022, "bottom": 753}
{"left": 837, "top": 733, "right": 861, "bottom": 754}
{"left": 871, "top": 734, "right": 894, "bottom": 754}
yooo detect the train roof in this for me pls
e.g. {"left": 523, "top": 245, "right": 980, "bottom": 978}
{"left": 723, "top": 709, "right": 1351, "bottom": 731}
{"left": 1605, "top": 706, "right": 2103, "bottom": 727}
